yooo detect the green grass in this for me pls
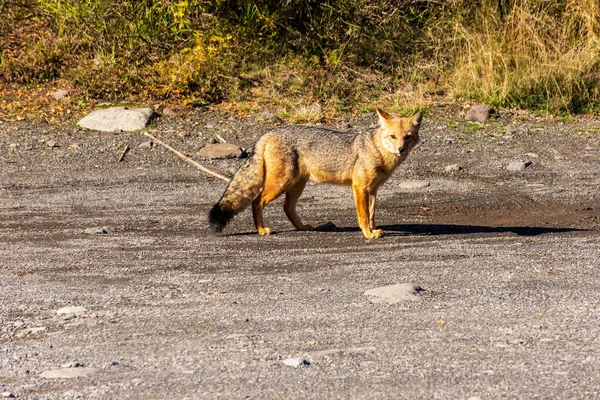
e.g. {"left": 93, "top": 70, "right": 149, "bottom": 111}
{"left": 1, "top": 1, "right": 599, "bottom": 115}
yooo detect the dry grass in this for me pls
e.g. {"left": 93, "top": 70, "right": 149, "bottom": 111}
{"left": 1, "top": 1, "right": 599, "bottom": 115}
{"left": 442, "top": 0, "right": 600, "bottom": 113}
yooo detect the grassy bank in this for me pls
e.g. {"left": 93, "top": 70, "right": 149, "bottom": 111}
{"left": 1, "top": 0, "right": 599, "bottom": 115}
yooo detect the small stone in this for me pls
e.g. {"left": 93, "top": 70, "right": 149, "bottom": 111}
{"left": 51, "top": 90, "right": 69, "bottom": 101}
{"left": 496, "top": 117, "right": 508, "bottom": 125}
{"left": 257, "top": 110, "right": 281, "bottom": 123}
{"left": 205, "top": 120, "right": 219, "bottom": 129}
{"left": 84, "top": 227, "right": 107, "bottom": 235}
{"left": 61, "top": 362, "right": 83, "bottom": 368}
{"left": 1, "top": 392, "right": 15, "bottom": 398}
{"left": 309, "top": 103, "right": 323, "bottom": 113}
{"left": 198, "top": 143, "right": 243, "bottom": 159}
{"left": 444, "top": 164, "right": 462, "bottom": 172}
{"left": 506, "top": 161, "right": 532, "bottom": 171}
{"left": 283, "top": 357, "right": 310, "bottom": 368}
{"left": 15, "top": 327, "right": 47, "bottom": 338}
{"left": 46, "top": 140, "right": 59, "bottom": 148}
{"left": 40, "top": 367, "right": 97, "bottom": 379}
{"left": 524, "top": 152, "right": 539, "bottom": 158}
{"left": 162, "top": 107, "right": 176, "bottom": 116}
{"left": 398, "top": 180, "right": 430, "bottom": 190}
{"left": 56, "top": 306, "right": 88, "bottom": 316}
{"left": 138, "top": 140, "right": 153, "bottom": 149}
{"left": 465, "top": 104, "right": 494, "bottom": 122}
{"left": 178, "top": 131, "right": 188, "bottom": 138}
{"left": 364, "top": 283, "right": 423, "bottom": 304}
{"left": 314, "top": 221, "right": 337, "bottom": 232}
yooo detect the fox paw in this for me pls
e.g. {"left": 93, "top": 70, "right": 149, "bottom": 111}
{"left": 364, "top": 229, "right": 385, "bottom": 239}
{"left": 297, "top": 224, "right": 313, "bottom": 231}
{"left": 257, "top": 227, "right": 272, "bottom": 236}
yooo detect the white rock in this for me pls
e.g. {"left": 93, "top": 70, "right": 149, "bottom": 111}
{"left": 51, "top": 90, "right": 69, "bottom": 100}
{"left": 398, "top": 180, "right": 430, "bottom": 190}
{"left": 283, "top": 357, "right": 309, "bottom": 367}
{"left": 444, "top": 164, "right": 462, "bottom": 172}
{"left": 78, "top": 107, "right": 157, "bottom": 132}
{"left": 84, "top": 227, "right": 107, "bottom": 235}
{"left": 364, "top": 283, "right": 423, "bottom": 304}
{"left": 15, "top": 326, "right": 47, "bottom": 338}
{"left": 506, "top": 161, "right": 532, "bottom": 171}
{"left": 1, "top": 392, "right": 15, "bottom": 398}
{"left": 56, "top": 306, "right": 88, "bottom": 316}
{"left": 40, "top": 367, "right": 98, "bottom": 379}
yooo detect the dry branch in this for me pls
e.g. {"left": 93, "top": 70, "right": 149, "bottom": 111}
{"left": 141, "top": 131, "right": 232, "bottom": 183}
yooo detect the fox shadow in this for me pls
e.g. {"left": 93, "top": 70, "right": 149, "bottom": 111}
{"left": 328, "top": 223, "right": 581, "bottom": 237}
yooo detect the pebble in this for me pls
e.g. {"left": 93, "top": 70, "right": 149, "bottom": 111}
{"left": 314, "top": 221, "right": 337, "bottom": 232}
{"left": 283, "top": 357, "right": 310, "bottom": 368}
{"left": 205, "top": 120, "right": 219, "bottom": 129}
{"left": 444, "top": 164, "right": 462, "bottom": 172}
{"left": 1, "top": 392, "right": 15, "bottom": 398}
{"left": 138, "top": 140, "right": 153, "bottom": 149}
{"left": 465, "top": 104, "right": 494, "bottom": 122}
{"left": 40, "top": 367, "right": 98, "bottom": 379}
{"left": 46, "top": 140, "right": 59, "bottom": 148}
{"left": 162, "top": 107, "right": 176, "bottom": 116}
{"left": 398, "top": 180, "right": 430, "bottom": 190}
{"left": 84, "top": 227, "right": 107, "bottom": 235}
{"left": 61, "top": 362, "right": 83, "bottom": 368}
{"left": 257, "top": 110, "right": 281, "bottom": 123}
{"left": 506, "top": 161, "right": 532, "bottom": 171}
{"left": 51, "top": 90, "right": 69, "bottom": 100}
{"left": 15, "top": 327, "right": 47, "bottom": 338}
{"left": 309, "top": 102, "right": 323, "bottom": 113}
{"left": 364, "top": 283, "right": 423, "bottom": 304}
{"left": 56, "top": 306, "right": 88, "bottom": 316}
{"left": 197, "top": 143, "right": 243, "bottom": 159}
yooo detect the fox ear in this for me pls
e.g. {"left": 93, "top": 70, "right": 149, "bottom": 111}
{"left": 411, "top": 112, "right": 423, "bottom": 128}
{"left": 376, "top": 108, "right": 393, "bottom": 125}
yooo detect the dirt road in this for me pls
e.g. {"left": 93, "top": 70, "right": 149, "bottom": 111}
{"left": 1, "top": 106, "right": 599, "bottom": 398}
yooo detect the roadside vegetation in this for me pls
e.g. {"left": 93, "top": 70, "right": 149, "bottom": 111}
{"left": 1, "top": 0, "right": 599, "bottom": 115}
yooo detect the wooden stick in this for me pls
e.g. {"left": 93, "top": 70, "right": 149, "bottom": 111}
{"left": 117, "top": 144, "right": 129, "bottom": 162}
{"left": 142, "top": 131, "right": 232, "bottom": 183}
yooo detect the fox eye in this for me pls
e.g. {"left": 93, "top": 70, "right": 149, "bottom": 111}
{"left": 389, "top": 135, "right": 396, "bottom": 139}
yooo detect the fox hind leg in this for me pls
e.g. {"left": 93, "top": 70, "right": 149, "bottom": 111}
{"left": 252, "top": 151, "right": 298, "bottom": 235}
{"left": 284, "top": 179, "right": 312, "bottom": 231}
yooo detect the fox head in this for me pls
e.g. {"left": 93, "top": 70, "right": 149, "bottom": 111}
{"left": 376, "top": 108, "right": 422, "bottom": 157}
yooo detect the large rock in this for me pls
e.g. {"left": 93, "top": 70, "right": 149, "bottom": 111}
{"left": 198, "top": 143, "right": 244, "bottom": 159}
{"left": 78, "top": 107, "right": 157, "bottom": 132}
{"left": 465, "top": 104, "right": 494, "bottom": 122}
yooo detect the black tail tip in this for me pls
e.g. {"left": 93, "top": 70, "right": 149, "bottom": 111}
{"left": 208, "top": 204, "right": 233, "bottom": 233}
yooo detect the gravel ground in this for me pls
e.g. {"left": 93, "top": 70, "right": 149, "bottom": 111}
{"left": 1, "top": 105, "right": 599, "bottom": 399}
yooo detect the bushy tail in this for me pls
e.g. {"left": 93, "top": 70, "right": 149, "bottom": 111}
{"left": 208, "top": 140, "right": 266, "bottom": 233}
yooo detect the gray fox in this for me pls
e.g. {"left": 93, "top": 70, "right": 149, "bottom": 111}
{"left": 208, "top": 108, "right": 422, "bottom": 239}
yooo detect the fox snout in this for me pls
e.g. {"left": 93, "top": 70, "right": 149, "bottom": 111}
{"left": 398, "top": 145, "right": 407, "bottom": 154}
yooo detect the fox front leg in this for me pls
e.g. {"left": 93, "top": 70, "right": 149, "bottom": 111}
{"left": 367, "top": 188, "right": 384, "bottom": 238}
{"left": 353, "top": 184, "right": 384, "bottom": 239}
